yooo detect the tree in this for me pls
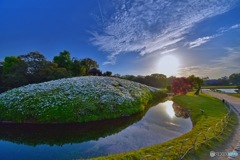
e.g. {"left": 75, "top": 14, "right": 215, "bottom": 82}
{"left": 113, "top": 74, "right": 121, "bottom": 78}
{"left": 71, "top": 58, "right": 85, "bottom": 76}
{"left": 150, "top": 74, "right": 167, "bottom": 88}
{"left": 2, "top": 56, "right": 22, "bottom": 77}
{"left": 1, "top": 56, "right": 29, "bottom": 89}
{"left": 229, "top": 73, "right": 240, "bottom": 85}
{"left": 38, "top": 62, "right": 70, "bottom": 82}
{"left": 19, "top": 51, "right": 47, "bottom": 74}
{"left": 80, "top": 58, "right": 99, "bottom": 75}
{"left": 187, "top": 75, "right": 203, "bottom": 95}
{"left": 0, "top": 63, "right": 3, "bottom": 92}
{"left": 19, "top": 52, "right": 48, "bottom": 83}
{"left": 122, "top": 75, "right": 136, "bottom": 81}
{"left": 121, "top": 74, "right": 167, "bottom": 88}
{"left": 2, "top": 60, "right": 28, "bottom": 88}
{"left": 134, "top": 75, "right": 145, "bottom": 84}
{"left": 71, "top": 58, "right": 99, "bottom": 76}
{"left": 105, "top": 71, "right": 112, "bottom": 76}
{"left": 53, "top": 50, "right": 73, "bottom": 72}
{"left": 103, "top": 71, "right": 112, "bottom": 76}
{"left": 167, "top": 76, "right": 176, "bottom": 85}
{"left": 171, "top": 77, "right": 192, "bottom": 94}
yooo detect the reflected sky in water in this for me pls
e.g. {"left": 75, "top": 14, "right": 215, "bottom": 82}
{"left": 0, "top": 100, "right": 192, "bottom": 160}
{"left": 165, "top": 101, "right": 175, "bottom": 118}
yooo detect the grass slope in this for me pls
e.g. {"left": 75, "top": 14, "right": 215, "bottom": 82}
{"left": 202, "top": 86, "right": 237, "bottom": 89}
{"left": 0, "top": 76, "right": 165, "bottom": 123}
{"left": 92, "top": 92, "right": 237, "bottom": 160}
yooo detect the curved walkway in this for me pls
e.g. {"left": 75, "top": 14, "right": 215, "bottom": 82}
{"left": 203, "top": 90, "right": 240, "bottom": 160}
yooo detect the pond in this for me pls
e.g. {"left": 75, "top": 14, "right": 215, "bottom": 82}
{"left": 0, "top": 100, "right": 192, "bottom": 160}
{"left": 216, "top": 89, "right": 238, "bottom": 93}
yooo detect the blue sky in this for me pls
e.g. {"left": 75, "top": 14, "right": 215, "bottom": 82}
{"left": 0, "top": 0, "right": 240, "bottom": 78}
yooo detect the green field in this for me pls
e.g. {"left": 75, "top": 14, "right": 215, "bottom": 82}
{"left": 93, "top": 92, "right": 237, "bottom": 160}
{"left": 202, "top": 86, "right": 237, "bottom": 89}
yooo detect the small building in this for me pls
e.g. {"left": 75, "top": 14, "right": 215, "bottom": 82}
{"left": 87, "top": 68, "right": 102, "bottom": 76}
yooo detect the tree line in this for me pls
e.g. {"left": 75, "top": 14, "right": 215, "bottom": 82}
{"left": 203, "top": 74, "right": 240, "bottom": 86}
{"left": 121, "top": 74, "right": 204, "bottom": 95}
{"left": 0, "top": 50, "right": 239, "bottom": 94}
{"left": 0, "top": 50, "right": 105, "bottom": 92}
{"left": 121, "top": 74, "right": 169, "bottom": 88}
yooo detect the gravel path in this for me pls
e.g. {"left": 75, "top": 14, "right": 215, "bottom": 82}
{"left": 203, "top": 90, "right": 240, "bottom": 160}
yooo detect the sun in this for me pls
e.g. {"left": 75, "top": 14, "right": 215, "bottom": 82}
{"left": 157, "top": 54, "right": 180, "bottom": 77}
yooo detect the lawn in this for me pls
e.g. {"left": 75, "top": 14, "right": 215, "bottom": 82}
{"left": 92, "top": 92, "right": 237, "bottom": 160}
{"left": 202, "top": 86, "right": 237, "bottom": 89}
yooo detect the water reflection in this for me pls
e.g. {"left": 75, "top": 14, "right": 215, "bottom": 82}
{"left": 165, "top": 101, "right": 175, "bottom": 118}
{"left": 0, "top": 100, "right": 192, "bottom": 160}
{"left": 172, "top": 102, "right": 190, "bottom": 118}
{"left": 0, "top": 114, "right": 144, "bottom": 146}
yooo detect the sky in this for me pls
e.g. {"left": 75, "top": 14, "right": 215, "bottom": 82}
{"left": 0, "top": 0, "right": 240, "bottom": 78}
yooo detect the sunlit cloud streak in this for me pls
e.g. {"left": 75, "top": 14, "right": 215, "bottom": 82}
{"left": 90, "top": 0, "right": 238, "bottom": 64}
{"left": 188, "top": 36, "right": 216, "bottom": 48}
{"left": 187, "top": 24, "right": 240, "bottom": 48}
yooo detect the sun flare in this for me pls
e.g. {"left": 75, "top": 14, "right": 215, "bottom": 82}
{"left": 157, "top": 54, "right": 180, "bottom": 77}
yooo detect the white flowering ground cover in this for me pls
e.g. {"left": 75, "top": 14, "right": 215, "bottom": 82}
{"left": 0, "top": 76, "right": 165, "bottom": 123}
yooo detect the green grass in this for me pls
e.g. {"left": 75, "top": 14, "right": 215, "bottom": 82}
{"left": 184, "top": 114, "right": 237, "bottom": 160}
{"left": 227, "top": 93, "right": 240, "bottom": 98}
{"left": 202, "top": 85, "right": 237, "bottom": 89}
{"left": 92, "top": 92, "right": 237, "bottom": 160}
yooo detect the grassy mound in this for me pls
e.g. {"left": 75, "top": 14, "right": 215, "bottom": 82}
{"left": 0, "top": 76, "right": 165, "bottom": 123}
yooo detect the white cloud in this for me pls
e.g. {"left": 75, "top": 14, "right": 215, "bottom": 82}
{"left": 188, "top": 36, "right": 216, "bottom": 48}
{"left": 187, "top": 23, "right": 240, "bottom": 48}
{"left": 90, "top": 0, "right": 238, "bottom": 64}
{"left": 161, "top": 48, "right": 178, "bottom": 55}
{"left": 230, "top": 24, "right": 240, "bottom": 29}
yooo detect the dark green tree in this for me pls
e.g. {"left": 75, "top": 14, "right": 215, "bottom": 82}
{"left": 103, "top": 71, "right": 112, "bottom": 76}
{"left": 53, "top": 50, "right": 73, "bottom": 72}
{"left": 2, "top": 60, "right": 28, "bottom": 88}
{"left": 150, "top": 74, "right": 167, "bottom": 88}
{"left": 19, "top": 52, "right": 47, "bottom": 74}
{"left": 122, "top": 75, "right": 136, "bottom": 81}
{"left": 187, "top": 75, "right": 203, "bottom": 95}
{"left": 38, "top": 62, "right": 70, "bottom": 81}
{"left": 18, "top": 52, "right": 47, "bottom": 83}
{"left": 79, "top": 58, "right": 99, "bottom": 75}
{"left": 0, "top": 62, "right": 3, "bottom": 92}
{"left": 229, "top": 73, "right": 240, "bottom": 85}
{"left": 71, "top": 58, "right": 88, "bottom": 76}
{"left": 113, "top": 74, "right": 121, "bottom": 78}
{"left": 2, "top": 56, "right": 22, "bottom": 77}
